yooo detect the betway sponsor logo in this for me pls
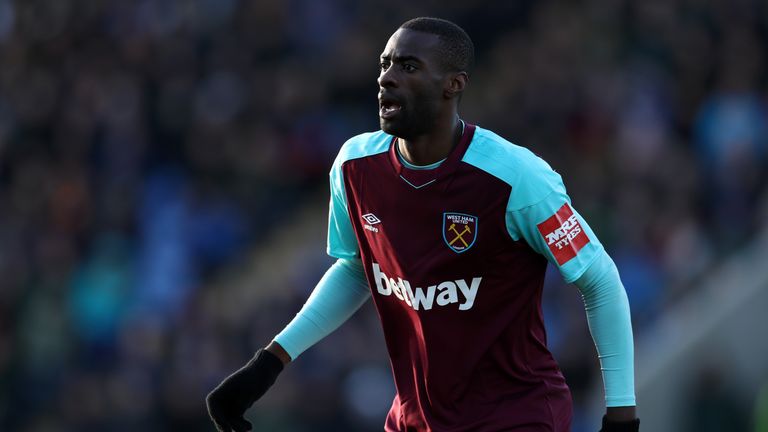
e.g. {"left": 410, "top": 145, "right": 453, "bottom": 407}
{"left": 372, "top": 263, "right": 481, "bottom": 311}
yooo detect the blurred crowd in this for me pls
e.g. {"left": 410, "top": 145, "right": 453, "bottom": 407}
{"left": 0, "top": 0, "right": 766, "bottom": 431}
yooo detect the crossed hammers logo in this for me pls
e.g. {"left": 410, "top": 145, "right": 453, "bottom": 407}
{"left": 448, "top": 223, "right": 471, "bottom": 247}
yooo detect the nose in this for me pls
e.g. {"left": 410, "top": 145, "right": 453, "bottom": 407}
{"left": 377, "top": 66, "right": 397, "bottom": 89}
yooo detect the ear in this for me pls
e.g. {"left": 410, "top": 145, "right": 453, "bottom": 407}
{"left": 444, "top": 72, "right": 468, "bottom": 99}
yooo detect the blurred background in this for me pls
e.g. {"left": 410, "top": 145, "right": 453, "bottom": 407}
{"left": 0, "top": 0, "right": 767, "bottom": 431}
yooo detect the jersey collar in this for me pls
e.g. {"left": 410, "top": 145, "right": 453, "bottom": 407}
{"left": 388, "top": 123, "right": 476, "bottom": 189}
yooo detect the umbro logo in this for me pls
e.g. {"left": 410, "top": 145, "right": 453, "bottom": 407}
{"left": 362, "top": 213, "right": 381, "bottom": 225}
{"left": 362, "top": 213, "right": 381, "bottom": 233}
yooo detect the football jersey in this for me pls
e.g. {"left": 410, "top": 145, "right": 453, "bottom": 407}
{"left": 327, "top": 124, "right": 604, "bottom": 431}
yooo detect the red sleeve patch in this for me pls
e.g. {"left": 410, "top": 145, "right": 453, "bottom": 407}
{"left": 536, "top": 203, "right": 590, "bottom": 265}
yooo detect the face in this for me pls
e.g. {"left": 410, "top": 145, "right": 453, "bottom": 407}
{"left": 377, "top": 29, "right": 449, "bottom": 139}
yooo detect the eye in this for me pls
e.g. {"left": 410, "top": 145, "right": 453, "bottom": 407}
{"left": 379, "top": 61, "right": 390, "bottom": 71}
{"left": 403, "top": 64, "right": 417, "bottom": 72}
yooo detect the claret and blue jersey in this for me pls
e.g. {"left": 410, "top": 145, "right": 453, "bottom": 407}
{"left": 327, "top": 124, "right": 604, "bottom": 431}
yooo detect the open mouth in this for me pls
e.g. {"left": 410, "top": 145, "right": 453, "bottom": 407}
{"left": 380, "top": 102, "right": 401, "bottom": 119}
{"left": 379, "top": 96, "right": 403, "bottom": 119}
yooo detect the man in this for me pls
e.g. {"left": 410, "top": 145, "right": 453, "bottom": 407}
{"left": 207, "top": 17, "right": 639, "bottom": 432}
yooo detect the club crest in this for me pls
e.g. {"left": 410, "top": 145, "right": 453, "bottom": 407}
{"left": 442, "top": 213, "right": 478, "bottom": 253}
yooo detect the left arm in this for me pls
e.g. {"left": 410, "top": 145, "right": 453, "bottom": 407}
{"left": 573, "top": 250, "right": 638, "bottom": 425}
{"left": 501, "top": 156, "right": 637, "bottom": 429}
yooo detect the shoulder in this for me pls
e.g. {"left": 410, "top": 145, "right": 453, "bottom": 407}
{"left": 462, "top": 126, "right": 552, "bottom": 182}
{"left": 333, "top": 130, "right": 392, "bottom": 169}
{"left": 462, "top": 126, "right": 565, "bottom": 210}
{"left": 329, "top": 130, "right": 392, "bottom": 191}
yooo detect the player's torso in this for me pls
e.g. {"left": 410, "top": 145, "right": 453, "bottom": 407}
{"left": 346, "top": 152, "right": 518, "bottom": 298}
{"left": 341, "top": 128, "right": 536, "bottom": 318}
{"left": 339, "top": 127, "right": 571, "bottom": 431}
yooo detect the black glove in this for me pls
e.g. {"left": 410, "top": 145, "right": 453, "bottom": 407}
{"left": 599, "top": 415, "right": 640, "bottom": 432}
{"left": 206, "top": 349, "right": 284, "bottom": 432}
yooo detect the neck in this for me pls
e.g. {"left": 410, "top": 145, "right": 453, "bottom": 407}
{"left": 397, "top": 116, "right": 463, "bottom": 166}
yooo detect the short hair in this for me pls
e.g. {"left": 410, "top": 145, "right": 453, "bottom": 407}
{"left": 399, "top": 17, "right": 475, "bottom": 75}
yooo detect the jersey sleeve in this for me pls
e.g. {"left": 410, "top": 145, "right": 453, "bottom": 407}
{"left": 327, "top": 158, "right": 360, "bottom": 259}
{"left": 574, "top": 252, "right": 636, "bottom": 406}
{"left": 273, "top": 258, "right": 370, "bottom": 359}
{"left": 505, "top": 165, "right": 603, "bottom": 283}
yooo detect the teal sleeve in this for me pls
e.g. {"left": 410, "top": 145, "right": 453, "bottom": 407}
{"left": 574, "top": 250, "right": 636, "bottom": 407}
{"left": 505, "top": 179, "right": 603, "bottom": 283}
{"left": 465, "top": 126, "right": 600, "bottom": 280}
{"left": 273, "top": 258, "right": 370, "bottom": 359}
{"left": 327, "top": 159, "right": 360, "bottom": 259}
{"left": 326, "top": 130, "right": 397, "bottom": 258}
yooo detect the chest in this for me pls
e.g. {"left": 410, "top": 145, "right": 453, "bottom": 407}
{"left": 343, "top": 158, "right": 514, "bottom": 276}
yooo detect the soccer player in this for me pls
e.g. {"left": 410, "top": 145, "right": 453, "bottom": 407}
{"left": 207, "top": 17, "right": 639, "bottom": 432}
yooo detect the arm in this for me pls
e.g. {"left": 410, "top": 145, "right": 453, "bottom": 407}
{"left": 206, "top": 258, "right": 370, "bottom": 431}
{"left": 272, "top": 257, "right": 370, "bottom": 360}
{"left": 573, "top": 251, "right": 638, "bottom": 425}
{"left": 265, "top": 340, "right": 291, "bottom": 365}
{"left": 207, "top": 145, "right": 370, "bottom": 431}
{"left": 501, "top": 158, "right": 637, "bottom": 428}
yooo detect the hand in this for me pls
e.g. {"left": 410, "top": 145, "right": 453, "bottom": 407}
{"left": 599, "top": 414, "right": 640, "bottom": 432}
{"left": 206, "top": 349, "right": 284, "bottom": 432}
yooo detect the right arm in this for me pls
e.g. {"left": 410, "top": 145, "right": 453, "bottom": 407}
{"left": 267, "top": 144, "right": 372, "bottom": 362}
{"left": 206, "top": 259, "right": 370, "bottom": 431}
{"left": 270, "top": 257, "right": 370, "bottom": 362}
{"left": 207, "top": 146, "right": 368, "bottom": 431}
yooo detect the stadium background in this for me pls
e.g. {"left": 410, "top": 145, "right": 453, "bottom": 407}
{"left": 0, "top": 0, "right": 767, "bottom": 431}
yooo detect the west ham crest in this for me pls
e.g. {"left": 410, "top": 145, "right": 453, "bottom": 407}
{"left": 443, "top": 212, "right": 478, "bottom": 253}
